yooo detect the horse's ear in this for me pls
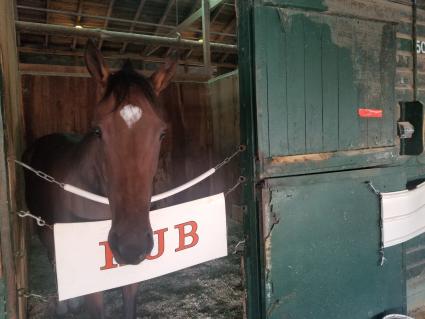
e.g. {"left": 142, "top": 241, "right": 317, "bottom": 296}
{"left": 84, "top": 39, "right": 110, "bottom": 86}
{"left": 150, "top": 58, "right": 177, "bottom": 95}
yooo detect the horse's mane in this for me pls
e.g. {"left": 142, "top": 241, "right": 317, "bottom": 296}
{"left": 103, "top": 60, "right": 157, "bottom": 109}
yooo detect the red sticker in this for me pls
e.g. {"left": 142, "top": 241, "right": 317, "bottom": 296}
{"left": 358, "top": 108, "right": 383, "bottom": 118}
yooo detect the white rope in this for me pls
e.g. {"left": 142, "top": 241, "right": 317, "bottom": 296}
{"left": 63, "top": 168, "right": 216, "bottom": 205}
{"left": 14, "top": 145, "right": 245, "bottom": 205}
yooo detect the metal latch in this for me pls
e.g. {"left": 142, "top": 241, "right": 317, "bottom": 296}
{"left": 398, "top": 121, "right": 415, "bottom": 139}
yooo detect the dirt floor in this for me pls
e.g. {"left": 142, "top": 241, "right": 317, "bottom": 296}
{"left": 27, "top": 219, "right": 244, "bottom": 319}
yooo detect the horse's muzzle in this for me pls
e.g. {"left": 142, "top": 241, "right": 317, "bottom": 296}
{"left": 108, "top": 229, "right": 154, "bottom": 265}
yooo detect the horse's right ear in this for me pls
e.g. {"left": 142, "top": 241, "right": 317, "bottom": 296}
{"left": 84, "top": 39, "right": 109, "bottom": 86}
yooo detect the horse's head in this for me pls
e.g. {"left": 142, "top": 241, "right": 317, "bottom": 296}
{"left": 84, "top": 40, "right": 176, "bottom": 265}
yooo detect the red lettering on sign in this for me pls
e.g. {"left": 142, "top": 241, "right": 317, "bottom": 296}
{"left": 174, "top": 221, "right": 199, "bottom": 252}
{"left": 99, "top": 241, "right": 118, "bottom": 270}
{"left": 99, "top": 222, "right": 200, "bottom": 270}
{"left": 146, "top": 228, "right": 168, "bottom": 260}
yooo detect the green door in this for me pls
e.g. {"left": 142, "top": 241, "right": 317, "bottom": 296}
{"left": 263, "top": 169, "right": 406, "bottom": 319}
{"left": 238, "top": 1, "right": 414, "bottom": 318}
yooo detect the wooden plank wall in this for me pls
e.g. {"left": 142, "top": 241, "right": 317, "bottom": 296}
{"left": 209, "top": 71, "right": 241, "bottom": 221}
{"left": 0, "top": 0, "right": 27, "bottom": 318}
{"left": 21, "top": 72, "right": 240, "bottom": 217}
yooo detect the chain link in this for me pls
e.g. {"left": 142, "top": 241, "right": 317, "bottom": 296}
{"left": 14, "top": 159, "right": 65, "bottom": 188}
{"left": 18, "top": 289, "right": 50, "bottom": 303}
{"left": 225, "top": 176, "right": 246, "bottom": 197}
{"left": 214, "top": 145, "right": 246, "bottom": 171}
{"left": 16, "top": 210, "right": 53, "bottom": 230}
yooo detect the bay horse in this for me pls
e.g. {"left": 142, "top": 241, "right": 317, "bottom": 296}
{"left": 23, "top": 40, "right": 176, "bottom": 318}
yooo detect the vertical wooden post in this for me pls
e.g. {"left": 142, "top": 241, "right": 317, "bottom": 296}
{"left": 202, "top": 0, "right": 212, "bottom": 76}
{"left": 0, "top": 0, "right": 26, "bottom": 318}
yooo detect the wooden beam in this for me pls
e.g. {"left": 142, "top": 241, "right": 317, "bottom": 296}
{"left": 146, "top": 0, "right": 224, "bottom": 56}
{"left": 143, "top": 0, "right": 176, "bottom": 56}
{"left": 171, "top": 0, "right": 224, "bottom": 34}
{"left": 18, "top": 63, "right": 219, "bottom": 81}
{"left": 16, "top": 5, "right": 236, "bottom": 38}
{"left": 120, "top": 0, "right": 148, "bottom": 54}
{"left": 97, "top": 0, "right": 116, "bottom": 50}
{"left": 0, "top": 0, "right": 25, "bottom": 317}
{"left": 15, "top": 21, "right": 238, "bottom": 53}
{"left": 215, "top": 16, "right": 235, "bottom": 42}
{"left": 18, "top": 47, "right": 237, "bottom": 68}
{"left": 71, "top": 0, "right": 84, "bottom": 50}
{"left": 210, "top": 1, "right": 226, "bottom": 25}
{"left": 202, "top": 0, "right": 211, "bottom": 75}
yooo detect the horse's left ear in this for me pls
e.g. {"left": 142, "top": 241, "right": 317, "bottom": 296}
{"left": 84, "top": 39, "right": 110, "bottom": 86}
{"left": 150, "top": 58, "right": 177, "bottom": 95}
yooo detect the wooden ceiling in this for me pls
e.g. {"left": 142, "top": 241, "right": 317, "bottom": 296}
{"left": 15, "top": 0, "right": 237, "bottom": 74}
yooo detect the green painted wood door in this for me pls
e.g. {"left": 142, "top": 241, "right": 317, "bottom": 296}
{"left": 238, "top": 1, "right": 409, "bottom": 318}
{"left": 263, "top": 169, "right": 406, "bottom": 319}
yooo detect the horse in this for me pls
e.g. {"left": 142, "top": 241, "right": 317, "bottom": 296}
{"left": 23, "top": 40, "right": 176, "bottom": 319}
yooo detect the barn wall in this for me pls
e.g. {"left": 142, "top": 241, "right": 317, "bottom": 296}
{"left": 21, "top": 72, "right": 240, "bottom": 215}
{"left": 0, "top": 0, "right": 27, "bottom": 318}
{"left": 208, "top": 71, "right": 241, "bottom": 220}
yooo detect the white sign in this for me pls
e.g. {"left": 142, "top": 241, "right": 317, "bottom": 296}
{"left": 54, "top": 193, "right": 227, "bottom": 301}
{"left": 382, "top": 182, "right": 425, "bottom": 248}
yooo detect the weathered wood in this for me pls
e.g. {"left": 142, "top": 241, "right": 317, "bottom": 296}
{"left": 0, "top": 0, "right": 26, "bottom": 318}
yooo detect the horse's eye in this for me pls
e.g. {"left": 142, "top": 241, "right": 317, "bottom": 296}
{"left": 93, "top": 127, "right": 102, "bottom": 138}
{"left": 160, "top": 132, "right": 167, "bottom": 140}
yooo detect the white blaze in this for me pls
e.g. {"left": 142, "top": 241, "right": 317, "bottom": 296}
{"left": 120, "top": 104, "right": 143, "bottom": 128}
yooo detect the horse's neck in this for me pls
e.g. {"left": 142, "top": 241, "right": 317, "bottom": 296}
{"left": 70, "top": 135, "right": 107, "bottom": 197}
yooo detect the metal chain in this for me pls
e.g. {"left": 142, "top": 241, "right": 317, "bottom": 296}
{"left": 14, "top": 159, "right": 65, "bottom": 188}
{"left": 225, "top": 176, "right": 246, "bottom": 197}
{"left": 16, "top": 210, "right": 53, "bottom": 230}
{"left": 14, "top": 145, "right": 246, "bottom": 191}
{"left": 214, "top": 145, "right": 246, "bottom": 171}
{"left": 232, "top": 239, "right": 246, "bottom": 255}
{"left": 18, "top": 289, "right": 50, "bottom": 303}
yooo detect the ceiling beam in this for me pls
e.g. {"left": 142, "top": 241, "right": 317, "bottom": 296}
{"left": 169, "top": 0, "right": 224, "bottom": 34}
{"left": 15, "top": 21, "right": 237, "bottom": 53}
{"left": 147, "top": 0, "right": 225, "bottom": 57}
{"left": 214, "top": 16, "right": 235, "bottom": 42}
{"left": 120, "top": 0, "right": 148, "bottom": 54}
{"left": 16, "top": 5, "right": 236, "bottom": 39}
{"left": 97, "top": 0, "right": 116, "bottom": 50}
{"left": 18, "top": 47, "right": 237, "bottom": 68}
{"left": 142, "top": 0, "right": 175, "bottom": 56}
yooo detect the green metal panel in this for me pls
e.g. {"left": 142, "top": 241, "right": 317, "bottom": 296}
{"left": 264, "top": 168, "right": 406, "bottom": 319}
{"left": 254, "top": 7, "right": 397, "bottom": 164}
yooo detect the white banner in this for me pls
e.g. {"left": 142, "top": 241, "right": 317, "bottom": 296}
{"left": 54, "top": 193, "right": 227, "bottom": 301}
{"left": 382, "top": 182, "right": 425, "bottom": 248}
